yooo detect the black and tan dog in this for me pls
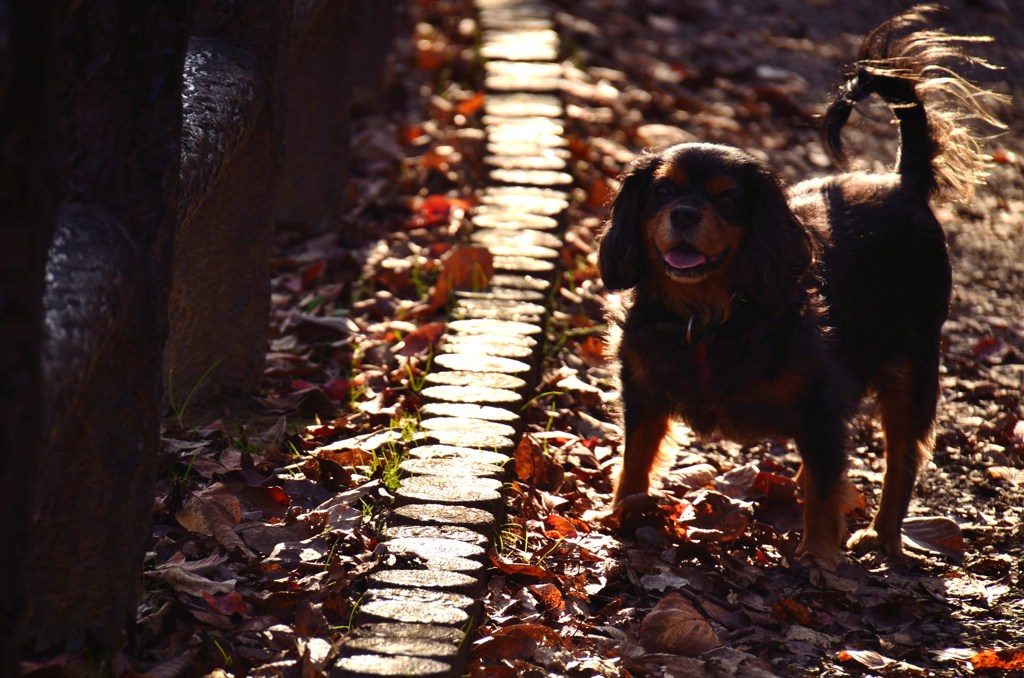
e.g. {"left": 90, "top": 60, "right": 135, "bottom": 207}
{"left": 599, "top": 6, "right": 1003, "bottom": 568}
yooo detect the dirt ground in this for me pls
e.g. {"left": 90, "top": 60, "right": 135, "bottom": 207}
{"left": 477, "top": 0, "right": 1024, "bottom": 675}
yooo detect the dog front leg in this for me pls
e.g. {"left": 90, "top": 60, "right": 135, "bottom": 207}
{"left": 612, "top": 393, "right": 671, "bottom": 507}
{"left": 793, "top": 411, "right": 849, "bottom": 570}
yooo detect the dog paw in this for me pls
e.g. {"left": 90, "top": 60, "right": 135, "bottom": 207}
{"left": 582, "top": 506, "right": 620, "bottom": 530}
{"left": 794, "top": 539, "right": 839, "bottom": 571}
{"left": 847, "top": 527, "right": 903, "bottom": 558}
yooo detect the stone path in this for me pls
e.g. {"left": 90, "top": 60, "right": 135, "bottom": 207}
{"left": 335, "top": 1, "right": 570, "bottom": 675}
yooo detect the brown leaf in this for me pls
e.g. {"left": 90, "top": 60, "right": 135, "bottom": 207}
{"left": 488, "top": 548, "right": 557, "bottom": 580}
{"left": 679, "top": 489, "right": 750, "bottom": 543}
{"left": 493, "top": 623, "right": 563, "bottom": 647}
{"left": 473, "top": 622, "right": 566, "bottom": 662}
{"left": 639, "top": 592, "right": 720, "bottom": 655}
{"left": 901, "top": 516, "right": 966, "bottom": 558}
{"left": 577, "top": 334, "right": 607, "bottom": 368}
{"left": 202, "top": 591, "right": 248, "bottom": 617}
{"left": 543, "top": 514, "right": 582, "bottom": 539}
{"left": 528, "top": 583, "right": 564, "bottom": 612}
{"left": 427, "top": 245, "right": 493, "bottom": 310}
{"left": 771, "top": 598, "right": 819, "bottom": 627}
{"left": 473, "top": 633, "right": 537, "bottom": 662}
{"left": 514, "top": 435, "right": 563, "bottom": 491}
{"left": 175, "top": 484, "right": 257, "bottom": 562}
{"left": 397, "top": 321, "right": 447, "bottom": 356}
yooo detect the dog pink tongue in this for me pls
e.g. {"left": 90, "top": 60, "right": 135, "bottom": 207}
{"left": 664, "top": 246, "right": 706, "bottom": 270}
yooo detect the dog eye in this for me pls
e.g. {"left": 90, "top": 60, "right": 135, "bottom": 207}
{"left": 715, "top": 193, "right": 738, "bottom": 210}
{"left": 652, "top": 182, "right": 674, "bottom": 198}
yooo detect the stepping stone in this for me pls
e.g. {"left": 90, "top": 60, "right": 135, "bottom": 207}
{"left": 484, "top": 93, "right": 563, "bottom": 118}
{"left": 425, "top": 370, "right": 526, "bottom": 391}
{"left": 450, "top": 303, "right": 540, "bottom": 323}
{"left": 484, "top": 153, "right": 567, "bottom": 171}
{"left": 420, "top": 416, "right": 518, "bottom": 438}
{"left": 481, "top": 30, "right": 559, "bottom": 62}
{"left": 384, "top": 524, "right": 491, "bottom": 547}
{"left": 394, "top": 475, "right": 503, "bottom": 511}
{"left": 357, "top": 587, "right": 477, "bottom": 626}
{"left": 490, "top": 273, "right": 552, "bottom": 292}
{"left": 472, "top": 210, "right": 560, "bottom": 231}
{"left": 455, "top": 288, "right": 546, "bottom": 302}
{"left": 489, "top": 168, "right": 573, "bottom": 188}
{"left": 478, "top": 185, "right": 569, "bottom": 215}
{"left": 407, "top": 444, "right": 511, "bottom": 467}
{"left": 391, "top": 502, "right": 497, "bottom": 532}
{"left": 483, "top": 115, "right": 565, "bottom": 134}
{"left": 476, "top": 242, "right": 559, "bottom": 260}
{"left": 423, "top": 429, "right": 514, "bottom": 451}
{"left": 479, "top": 15, "right": 553, "bottom": 31}
{"left": 440, "top": 337, "right": 536, "bottom": 360}
{"left": 471, "top": 228, "right": 562, "bottom": 249}
{"left": 353, "top": 622, "right": 463, "bottom": 644}
{"left": 431, "top": 353, "right": 531, "bottom": 375}
{"left": 419, "top": 400, "right": 520, "bottom": 421}
{"left": 485, "top": 60, "right": 563, "bottom": 92}
{"left": 484, "top": 61, "right": 562, "bottom": 79}
{"left": 454, "top": 296, "right": 548, "bottom": 314}
{"left": 493, "top": 254, "right": 556, "bottom": 275}
{"left": 399, "top": 456, "right": 503, "bottom": 483}
{"left": 368, "top": 568, "right": 482, "bottom": 598}
{"left": 486, "top": 128, "right": 567, "bottom": 148}
{"left": 384, "top": 536, "right": 487, "bottom": 563}
{"left": 449, "top": 318, "right": 542, "bottom": 336}
{"left": 451, "top": 302, "right": 544, "bottom": 323}
{"left": 399, "top": 457, "right": 506, "bottom": 483}
{"left": 421, "top": 384, "right": 522, "bottom": 407}
{"left": 336, "top": 654, "right": 451, "bottom": 678}
{"left": 341, "top": 635, "right": 460, "bottom": 661}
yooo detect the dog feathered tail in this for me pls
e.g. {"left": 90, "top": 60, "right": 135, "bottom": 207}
{"left": 822, "top": 4, "right": 1006, "bottom": 201}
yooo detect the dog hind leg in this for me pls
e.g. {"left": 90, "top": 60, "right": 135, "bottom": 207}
{"left": 849, "top": 360, "right": 938, "bottom": 557}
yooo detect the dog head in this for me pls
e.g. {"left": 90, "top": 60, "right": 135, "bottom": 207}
{"left": 598, "top": 143, "right": 813, "bottom": 313}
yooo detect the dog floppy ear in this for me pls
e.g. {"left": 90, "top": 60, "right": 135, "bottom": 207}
{"left": 735, "top": 164, "right": 814, "bottom": 304}
{"left": 598, "top": 153, "right": 660, "bottom": 291}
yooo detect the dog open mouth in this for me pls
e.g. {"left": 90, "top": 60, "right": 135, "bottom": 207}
{"left": 662, "top": 243, "right": 728, "bottom": 278}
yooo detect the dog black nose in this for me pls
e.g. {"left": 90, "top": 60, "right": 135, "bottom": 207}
{"left": 670, "top": 204, "right": 702, "bottom": 228}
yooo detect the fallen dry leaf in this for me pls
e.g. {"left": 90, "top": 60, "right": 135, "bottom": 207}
{"left": 639, "top": 592, "right": 720, "bottom": 656}
{"left": 426, "top": 244, "right": 493, "bottom": 309}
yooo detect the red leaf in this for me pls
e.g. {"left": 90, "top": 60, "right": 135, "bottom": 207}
{"left": 972, "top": 336, "right": 1011, "bottom": 362}
{"left": 456, "top": 91, "right": 486, "bottom": 117}
{"left": 751, "top": 471, "right": 797, "bottom": 505}
{"left": 971, "top": 646, "right": 1024, "bottom": 671}
{"left": 202, "top": 591, "right": 248, "bottom": 617}
{"left": 528, "top": 583, "right": 564, "bottom": 611}
{"left": 321, "top": 378, "right": 351, "bottom": 402}
{"left": 543, "top": 514, "right": 582, "bottom": 539}
{"left": 426, "top": 245, "right": 493, "bottom": 310}
{"left": 300, "top": 260, "right": 325, "bottom": 288}
{"left": 398, "top": 321, "right": 447, "bottom": 356}
{"left": 266, "top": 486, "right": 290, "bottom": 507}
{"left": 290, "top": 379, "right": 318, "bottom": 392}
{"left": 487, "top": 548, "right": 557, "bottom": 581}
{"left": 772, "top": 598, "right": 819, "bottom": 627}
{"left": 407, "top": 194, "right": 471, "bottom": 229}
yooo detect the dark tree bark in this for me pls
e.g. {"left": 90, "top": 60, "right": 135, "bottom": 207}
{"left": 0, "top": 1, "right": 65, "bottom": 670}
{"left": 23, "top": 1, "right": 190, "bottom": 652}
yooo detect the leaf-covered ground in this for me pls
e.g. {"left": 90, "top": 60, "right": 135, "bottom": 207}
{"left": 468, "top": 1, "right": 1024, "bottom": 676}
{"left": 42, "top": 1, "right": 1021, "bottom": 676}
